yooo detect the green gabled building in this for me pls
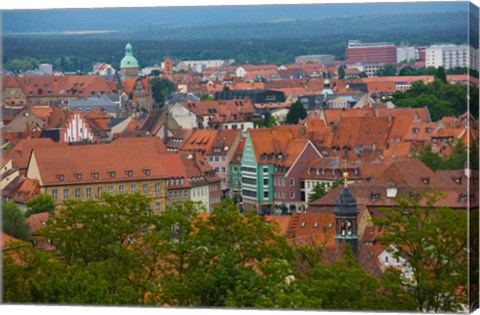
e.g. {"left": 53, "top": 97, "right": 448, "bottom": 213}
{"left": 240, "top": 126, "right": 310, "bottom": 214}
{"left": 240, "top": 131, "right": 274, "bottom": 214}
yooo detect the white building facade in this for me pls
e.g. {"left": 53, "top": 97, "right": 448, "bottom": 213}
{"left": 426, "top": 44, "right": 479, "bottom": 70}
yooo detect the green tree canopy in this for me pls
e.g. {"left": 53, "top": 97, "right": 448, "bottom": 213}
{"left": 388, "top": 79, "right": 477, "bottom": 121}
{"left": 285, "top": 101, "right": 307, "bottom": 125}
{"left": 24, "top": 194, "right": 55, "bottom": 218}
{"left": 434, "top": 66, "right": 447, "bottom": 83}
{"left": 2, "top": 201, "right": 31, "bottom": 241}
{"left": 373, "top": 190, "right": 468, "bottom": 312}
{"left": 149, "top": 78, "right": 176, "bottom": 106}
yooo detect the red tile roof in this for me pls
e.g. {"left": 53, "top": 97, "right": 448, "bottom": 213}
{"left": 29, "top": 140, "right": 168, "bottom": 186}
{"left": 331, "top": 116, "right": 392, "bottom": 150}
{"left": 2, "top": 75, "right": 117, "bottom": 98}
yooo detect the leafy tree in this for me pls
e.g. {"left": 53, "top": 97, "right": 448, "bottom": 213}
{"left": 149, "top": 69, "right": 161, "bottom": 76}
{"left": 200, "top": 94, "right": 214, "bottom": 101}
{"left": 376, "top": 64, "right": 397, "bottom": 77}
{"left": 435, "top": 66, "right": 447, "bottom": 84}
{"left": 445, "top": 139, "right": 468, "bottom": 170}
{"left": 388, "top": 78, "right": 476, "bottom": 121}
{"left": 150, "top": 78, "right": 176, "bottom": 106}
{"left": 285, "top": 101, "right": 307, "bottom": 125}
{"left": 308, "top": 182, "right": 327, "bottom": 203}
{"left": 337, "top": 65, "right": 345, "bottom": 80}
{"left": 373, "top": 190, "right": 468, "bottom": 312}
{"left": 24, "top": 194, "right": 55, "bottom": 218}
{"left": 418, "top": 146, "right": 445, "bottom": 171}
{"left": 2, "top": 201, "right": 31, "bottom": 241}
{"left": 297, "top": 245, "right": 382, "bottom": 310}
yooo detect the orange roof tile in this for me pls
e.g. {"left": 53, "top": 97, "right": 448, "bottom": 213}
{"left": 29, "top": 140, "right": 168, "bottom": 186}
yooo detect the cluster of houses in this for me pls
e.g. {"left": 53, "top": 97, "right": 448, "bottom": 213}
{"left": 1, "top": 43, "right": 478, "bottom": 285}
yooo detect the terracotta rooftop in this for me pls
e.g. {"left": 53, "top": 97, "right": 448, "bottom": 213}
{"left": 28, "top": 139, "right": 169, "bottom": 186}
{"left": 2, "top": 75, "right": 117, "bottom": 98}
{"left": 330, "top": 116, "right": 392, "bottom": 150}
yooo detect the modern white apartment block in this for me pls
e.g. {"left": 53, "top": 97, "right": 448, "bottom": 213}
{"left": 426, "top": 44, "right": 479, "bottom": 70}
{"left": 396, "top": 46, "right": 417, "bottom": 63}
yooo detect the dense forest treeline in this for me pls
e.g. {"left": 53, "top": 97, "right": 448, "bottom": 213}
{"left": 3, "top": 11, "right": 470, "bottom": 72}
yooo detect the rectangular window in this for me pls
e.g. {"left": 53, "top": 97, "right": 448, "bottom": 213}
{"left": 221, "top": 167, "right": 226, "bottom": 173}
{"left": 155, "top": 202, "right": 161, "bottom": 214}
{"left": 108, "top": 186, "right": 114, "bottom": 195}
{"left": 264, "top": 191, "right": 269, "bottom": 199}
{"left": 143, "top": 183, "right": 149, "bottom": 195}
{"left": 263, "top": 178, "right": 269, "bottom": 186}
{"left": 63, "top": 189, "right": 69, "bottom": 200}
{"left": 155, "top": 183, "right": 160, "bottom": 194}
{"left": 290, "top": 179, "right": 295, "bottom": 187}
{"left": 75, "top": 188, "right": 81, "bottom": 200}
{"left": 291, "top": 191, "right": 295, "bottom": 199}
{"left": 86, "top": 187, "right": 92, "bottom": 199}
{"left": 52, "top": 189, "right": 58, "bottom": 201}
{"left": 131, "top": 184, "right": 137, "bottom": 193}
{"left": 215, "top": 157, "right": 219, "bottom": 162}
{"left": 119, "top": 185, "right": 125, "bottom": 195}
{"left": 97, "top": 186, "right": 103, "bottom": 196}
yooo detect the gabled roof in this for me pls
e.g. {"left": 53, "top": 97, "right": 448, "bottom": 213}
{"left": 331, "top": 116, "right": 392, "bottom": 150}
{"left": 2, "top": 75, "right": 117, "bottom": 98}
{"left": 248, "top": 126, "right": 310, "bottom": 165}
{"left": 3, "top": 138, "right": 64, "bottom": 173}
{"left": 322, "top": 108, "right": 375, "bottom": 126}
{"left": 28, "top": 139, "right": 168, "bottom": 186}
{"left": 375, "top": 107, "right": 431, "bottom": 123}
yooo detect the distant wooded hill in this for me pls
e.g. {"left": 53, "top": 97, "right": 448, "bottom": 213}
{"left": 2, "top": 10, "right": 471, "bottom": 72}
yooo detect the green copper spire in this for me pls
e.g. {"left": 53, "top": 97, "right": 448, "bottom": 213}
{"left": 120, "top": 42, "right": 139, "bottom": 69}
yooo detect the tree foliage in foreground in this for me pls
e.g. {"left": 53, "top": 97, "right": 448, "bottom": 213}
{"left": 2, "top": 192, "right": 469, "bottom": 311}
{"left": 2, "top": 201, "right": 31, "bottom": 241}
{"left": 373, "top": 189, "right": 468, "bottom": 312}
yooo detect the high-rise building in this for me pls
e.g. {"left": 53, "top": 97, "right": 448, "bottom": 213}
{"left": 345, "top": 40, "right": 397, "bottom": 65}
{"left": 425, "top": 44, "right": 479, "bottom": 70}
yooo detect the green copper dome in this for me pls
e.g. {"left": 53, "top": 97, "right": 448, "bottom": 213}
{"left": 120, "top": 43, "right": 139, "bottom": 69}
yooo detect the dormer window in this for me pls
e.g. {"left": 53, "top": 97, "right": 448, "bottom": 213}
{"left": 412, "top": 127, "right": 419, "bottom": 134}
{"left": 144, "top": 169, "right": 151, "bottom": 176}
{"left": 126, "top": 170, "right": 133, "bottom": 177}
{"left": 261, "top": 154, "right": 267, "bottom": 161}
{"left": 301, "top": 221, "right": 306, "bottom": 228}
{"left": 92, "top": 172, "right": 99, "bottom": 179}
{"left": 459, "top": 193, "right": 467, "bottom": 202}
{"left": 57, "top": 174, "right": 64, "bottom": 181}
{"left": 278, "top": 154, "right": 283, "bottom": 161}
{"left": 75, "top": 173, "right": 82, "bottom": 180}
{"left": 270, "top": 154, "right": 275, "bottom": 161}
{"left": 421, "top": 177, "right": 430, "bottom": 184}
{"left": 313, "top": 222, "right": 319, "bottom": 229}
{"left": 109, "top": 171, "right": 116, "bottom": 178}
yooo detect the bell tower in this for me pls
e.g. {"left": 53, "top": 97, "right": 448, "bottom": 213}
{"left": 332, "top": 169, "right": 360, "bottom": 255}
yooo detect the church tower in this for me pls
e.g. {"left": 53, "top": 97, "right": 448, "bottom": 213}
{"left": 333, "top": 170, "right": 360, "bottom": 255}
{"left": 120, "top": 42, "right": 139, "bottom": 81}
{"left": 163, "top": 56, "right": 173, "bottom": 78}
